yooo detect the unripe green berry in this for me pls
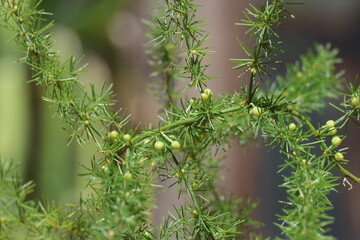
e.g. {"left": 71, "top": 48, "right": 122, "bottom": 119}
{"left": 189, "top": 97, "right": 196, "bottom": 106}
{"left": 154, "top": 141, "right": 164, "bottom": 151}
{"left": 124, "top": 172, "right": 132, "bottom": 180}
{"left": 171, "top": 140, "right": 181, "bottom": 150}
{"left": 351, "top": 96, "right": 359, "bottom": 107}
{"left": 108, "top": 130, "right": 119, "bottom": 140}
{"left": 251, "top": 106, "right": 262, "bottom": 117}
{"left": 84, "top": 120, "right": 90, "bottom": 126}
{"left": 328, "top": 127, "right": 337, "bottom": 135}
{"left": 334, "top": 152, "right": 344, "bottom": 161}
{"left": 331, "top": 136, "right": 342, "bottom": 147}
{"left": 301, "top": 159, "right": 307, "bottom": 166}
{"left": 57, "top": 80, "right": 65, "bottom": 90}
{"left": 143, "top": 231, "right": 152, "bottom": 238}
{"left": 123, "top": 134, "right": 131, "bottom": 142}
{"left": 108, "top": 230, "right": 115, "bottom": 239}
{"left": 200, "top": 92, "right": 209, "bottom": 101}
{"left": 101, "top": 165, "right": 108, "bottom": 173}
{"left": 29, "top": 44, "right": 35, "bottom": 52}
{"left": 289, "top": 123, "right": 296, "bottom": 131}
{"left": 203, "top": 88, "right": 212, "bottom": 96}
{"left": 325, "top": 120, "right": 335, "bottom": 129}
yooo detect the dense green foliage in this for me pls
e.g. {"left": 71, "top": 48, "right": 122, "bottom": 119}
{"left": 1, "top": 0, "right": 360, "bottom": 239}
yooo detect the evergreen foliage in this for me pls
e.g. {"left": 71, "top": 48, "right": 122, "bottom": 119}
{"left": 1, "top": 0, "right": 359, "bottom": 239}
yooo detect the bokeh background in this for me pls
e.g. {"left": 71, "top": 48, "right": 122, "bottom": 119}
{"left": 1, "top": 0, "right": 360, "bottom": 238}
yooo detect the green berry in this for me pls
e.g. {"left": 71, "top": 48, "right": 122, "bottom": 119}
{"left": 57, "top": 80, "right": 66, "bottom": 90}
{"left": 331, "top": 136, "right": 342, "bottom": 147}
{"left": 289, "top": 123, "right": 296, "bottom": 131}
{"left": 351, "top": 96, "right": 359, "bottom": 107}
{"left": 108, "top": 130, "right": 119, "bottom": 140}
{"left": 203, "top": 88, "right": 212, "bottom": 96}
{"left": 171, "top": 140, "right": 181, "bottom": 150}
{"left": 143, "top": 231, "right": 152, "bottom": 238}
{"left": 328, "top": 127, "right": 337, "bottom": 135}
{"left": 251, "top": 106, "right": 262, "bottom": 117}
{"left": 124, "top": 172, "right": 132, "bottom": 180}
{"left": 200, "top": 92, "right": 209, "bottom": 101}
{"left": 190, "top": 49, "right": 198, "bottom": 55}
{"left": 334, "top": 152, "right": 344, "bottom": 161}
{"left": 108, "top": 230, "right": 115, "bottom": 239}
{"left": 123, "top": 134, "right": 131, "bottom": 142}
{"left": 154, "top": 141, "right": 164, "bottom": 151}
{"left": 325, "top": 120, "right": 335, "bottom": 129}
{"left": 29, "top": 44, "right": 35, "bottom": 52}
{"left": 101, "top": 165, "right": 108, "bottom": 173}
{"left": 189, "top": 97, "right": 196, "bottom": 106}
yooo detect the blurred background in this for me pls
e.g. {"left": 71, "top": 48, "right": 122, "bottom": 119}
{"left": 1, "top": 0, "right": 360, "bottom": 238}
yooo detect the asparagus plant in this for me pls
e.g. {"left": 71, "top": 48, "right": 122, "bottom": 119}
{"left": 1, "top": 0, "right": 359, "bottom": 239}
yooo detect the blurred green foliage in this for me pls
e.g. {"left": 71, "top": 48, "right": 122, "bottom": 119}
{"left": 0, "top": 0, "right": 137, "bottom": 203}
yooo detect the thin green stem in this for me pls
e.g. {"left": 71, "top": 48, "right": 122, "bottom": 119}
{"left": 165, "top": 71, "right": 174, "bottom": 109}
{"left": 247, "top": 72, "right": 256, "bottom": 104}
{"left": 131, "top": 105, "right": 245, "bottom": 145}
{"left": 131, "top": 117, "right": 197, "bottom": 144}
